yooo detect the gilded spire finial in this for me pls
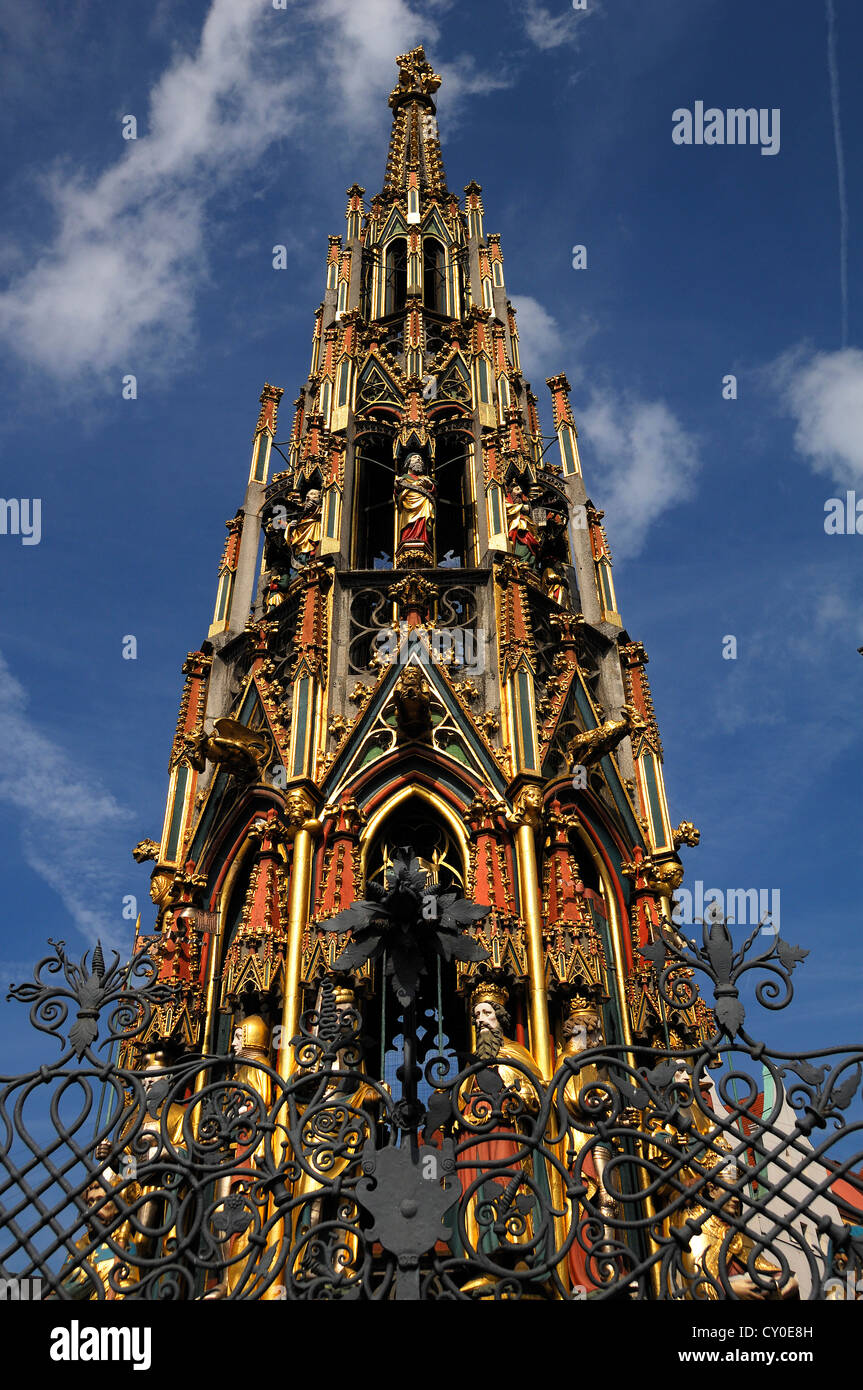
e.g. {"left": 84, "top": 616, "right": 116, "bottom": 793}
{"left": 389, "top": 45, "right": 442, "bottom": 110}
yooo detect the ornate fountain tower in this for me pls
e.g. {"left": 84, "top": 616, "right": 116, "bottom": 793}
{"left": 131, "top": 47, "right": 708, "bottom": 1086}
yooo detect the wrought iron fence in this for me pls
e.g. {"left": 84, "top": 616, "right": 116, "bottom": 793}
{"left": 1, "top": 917, "right": 862, "bottom": 1301}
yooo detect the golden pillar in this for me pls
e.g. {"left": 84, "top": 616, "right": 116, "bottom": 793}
{"left": 508, "top": 785, "right": 553, "bottom": 1081}
{"left": 277, "top": 790, "right": 321, "bottom": 1077}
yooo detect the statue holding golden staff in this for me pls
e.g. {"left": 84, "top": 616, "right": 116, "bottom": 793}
{"left": 505, "top": 484, "right": 540, "bottom": 566}
{"left": 395, "top": 453, "right": 436, "bottom": 548}
{"left": 58, "top": 1144, "right": 145, "bottom": 1300}
{"left": 554, "top": 996, "right": 617, "bottom": 1290}
{"left": 291, "top": 984, "right": 380, "bottom": 1284}
{"left": 455, "top": 983, "right": 545, "bottom": 1263}
{"left": 206, "top": 1013, "right": 282, "bottom": 1299}
{"left": 287, "top": 489, "right": 322, "bottom": 566}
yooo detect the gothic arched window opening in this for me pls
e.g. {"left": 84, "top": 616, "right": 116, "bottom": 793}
{"left": 353, "top": 433, "right": 396, "bottom": 568}
{"left": 423, "top": 237, "right": 446, "bottom": 313}
{"left": 433, "top": 429, "right": 474, "bottom": 568}
{"left": 383, "top": 238, "right": 408, "bottom": 316}
{"left": 364, "top": 804, "right": 469, "bottom": 1095}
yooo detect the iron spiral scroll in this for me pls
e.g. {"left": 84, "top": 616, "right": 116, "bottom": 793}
{"left": 0, "top": 917, "right": 862, "bottom": 1301}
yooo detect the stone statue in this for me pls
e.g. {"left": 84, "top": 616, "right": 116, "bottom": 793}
{"left": 542, "top": 559, "right": 569, "bottom": 607}
{"left": 186, "top": 717, "right": 270, "bottom": 779}
{"left": 677, "top": 1147, "right": 799, "bottom": 1301}
{"left": 230, "top": 1014, "right": 275, "bottom": 1141}
{"left": 394, "top": 666, "right": 432, "bottom": 740}
{"left": 292, "top": 985, "right": 380, "bottom": 1282}
{"left": 207, "top": 1014, "right": 279, "bottom": 1299}
{"left": 567, "top": 704, "right": 646, "bottom": 770}
{"left": 395, "top": 453, "right": 436, "bottom": 549}
{"left": 265, "top": 570, "right": 291, "bottom": 610}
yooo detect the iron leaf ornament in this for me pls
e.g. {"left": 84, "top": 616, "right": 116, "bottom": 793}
{"left": 318, "top": 847, "right": 490, "bottom": 1006}
{"left": 6, "top": 938, "right": 175, "bottom": 1057}
{"left": 640, "top": 905, "right": 809, "bottom": 1043}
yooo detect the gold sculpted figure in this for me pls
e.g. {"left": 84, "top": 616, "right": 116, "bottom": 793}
{"left": 554, "top": 997, "right": 617, "bottom": 1289}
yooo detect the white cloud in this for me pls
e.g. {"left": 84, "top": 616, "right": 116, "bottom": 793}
{"left": 310, "top": 0, "right": 432, "bottom": 130}
{"left": 576, "top": 388, "right": 701, "bottom": 559}
{"left": 509, "top": 294, "right": 597, "bottom": 385}
{"left": 0, "top": 651, "right": 134, "bottom": 946}
{"left": 772, "top": 346, "right": 863, "bottom": 489}
{"left": 0, "top": 0, "right": 505, "bottom": 385}
{"left": 310, "top": 1, "right": 510, "bottom": 134}
{"left": 522, "top": 0, "right": 593, "bottom": 50}
{"left": 0, "top": 0, "right": 296, "bottom": 383}
{"left": 509, "top": 295, "right": 565, "bottom": 371}
{"left": 508, "top": 298, "right": 696, "bottom": 558}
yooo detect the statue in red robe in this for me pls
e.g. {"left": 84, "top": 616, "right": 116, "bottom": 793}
{"left": 505, "top": 485, "right": 540, "bottom": 565}
{"left": 455, "top": 983, "right": 542, "bottom": 1267}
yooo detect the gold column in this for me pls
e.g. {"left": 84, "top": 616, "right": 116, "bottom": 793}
{"left": 509, "top": 789, "right": 552, "bottom": 1080}
{"left": 278, "top": 827, "right": 313, "bottom": 1076}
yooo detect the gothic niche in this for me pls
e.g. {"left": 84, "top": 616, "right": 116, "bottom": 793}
{"left": 261, "top": 475, "right": 323, "bottom": 598}
{"left": 383, "top": 237, "right": 408, "bottom": 317}
{"left": 353, "top": 432, "right": 474, "bottom": 570}
{"left": 432, "top": 427, "right": 474, "bottom": 568}
{"left": 423, "top": 237, "right": 446, "bottom": 314}
{"left": 354, "top": 432, "right": 396, "bottom": 568}
{"left": 361, "top": 807, "right": 471, "bottom": 1089}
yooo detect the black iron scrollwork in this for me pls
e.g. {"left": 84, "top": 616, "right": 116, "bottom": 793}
{"left": 1, "top": 920, "right": 862, "bottom": 1300}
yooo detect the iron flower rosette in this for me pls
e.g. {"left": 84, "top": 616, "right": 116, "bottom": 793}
{"left": 317, "top": 847, "right": 490, "bottom": 1005}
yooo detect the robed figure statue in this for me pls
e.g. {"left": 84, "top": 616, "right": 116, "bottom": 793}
{"left": 395, "top": 453, "right": 436, "bottom": 553}
{"left": 505, "top": 484, "right": 540, "bottom": 566}
{"left": 455, "top": 983, "right": 545, "bottom": 1274}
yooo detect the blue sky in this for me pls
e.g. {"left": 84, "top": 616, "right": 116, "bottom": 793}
{"left": 0, "top": 0, "right": 860, "bottom": 1072}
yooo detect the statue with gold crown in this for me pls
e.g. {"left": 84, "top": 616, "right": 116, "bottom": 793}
{"left": 455, "top": 982, "right": 545, "bottom": 1268}
{"left": 554, "top": 995, "right": 619, "bottom": 1290}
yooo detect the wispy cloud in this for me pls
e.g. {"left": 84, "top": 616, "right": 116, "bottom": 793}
{"left": 825, "top": 0, "right": 849, "bottom": 346}
{"left": 0, "top": 0, "right": 504, "bottom": 387}
{"left": 770, "top": 345, "right": 863, "bottom": 489}
{"left": 510, "top": 294, "right": 565, "bottom": 369}
{"left": 521, "top": 0, "right": 594, "bottom": 51}
{"left": 307, "top": 0, "right": 509, "bottom": 130}
{"left": 0, "top": 652, "right": 133, "bottom": 946}
{"left": 576, "top": 387, "right": 701, "bottom": 559}
{"left": 508, "top": 295, "right": 699, "bottom": 557}
{"left": 0, "top": 0, "right": 296, "bottom": 383}
{"left": 509, "top": 293, "right": 597, "bottom": 385}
